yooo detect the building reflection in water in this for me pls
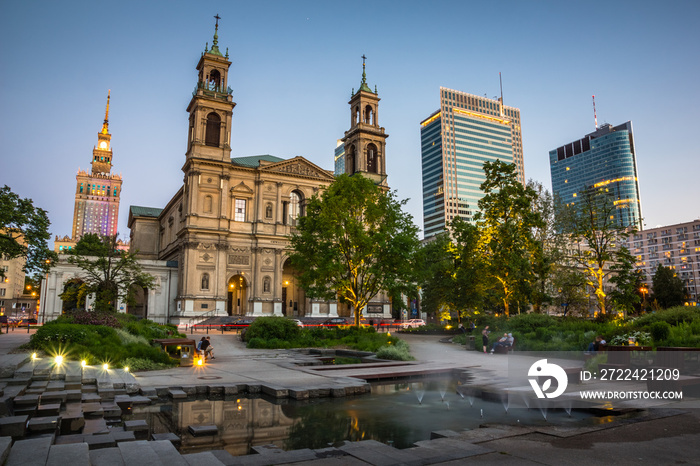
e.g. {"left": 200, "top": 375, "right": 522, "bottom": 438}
{"left": 130, "top": 397, "right": 294, "bottom": 456}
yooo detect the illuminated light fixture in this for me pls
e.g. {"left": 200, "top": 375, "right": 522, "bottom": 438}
{"left": 31, "top": 353, "right": 37, "bottom": 360}
{"left": 197, "top": 358, "right": 203, "bottom": 366}
{"left": 124, "top": 367, "right": 130, "bottom": 373}
{"left": 103, "top": 363, "right": 109, "bottom": 370}
{"left": 55, "top": 355, "right": 64, "bottom": 365}
{"left": 453, "top": 108, "right": 511, "bottom": 126}
{"left": 566, "top": 167, "right": 570, "bottom": 171}
{"left": 81, "top": 360, "right": 87, "bottom": 368}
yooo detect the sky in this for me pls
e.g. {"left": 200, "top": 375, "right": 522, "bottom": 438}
{"left": 1, "top": 0, "right": 699, "bottom": 243}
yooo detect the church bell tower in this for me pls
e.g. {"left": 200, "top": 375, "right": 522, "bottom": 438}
{"left": 185, "top": 15, "right": 235, "bottom": 163}
{"left": 342, "top": 56, "right": 389, "bottom": 189}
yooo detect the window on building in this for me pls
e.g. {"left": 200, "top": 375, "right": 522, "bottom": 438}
{"left": 367, "top": 143, "right": 378, "bottom": 173}
{"left": 234, "top": 199, "right": 246, "bottom": 222}
{"left": 0, "top": 289, "right": 5, "bottom": 297}
{"left": 205, "top": 112, "right": 221, "bottom": 147}
{"left": 289, "top": 191, "right": 303, "bottom": 226}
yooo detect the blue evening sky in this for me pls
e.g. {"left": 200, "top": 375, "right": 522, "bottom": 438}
{"left": 1, "top": 0, "right": 698, "bottom": 242}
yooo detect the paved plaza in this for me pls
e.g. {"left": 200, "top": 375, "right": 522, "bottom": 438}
{"left": 0, "top": 328, "right": 698, "bottom": 464}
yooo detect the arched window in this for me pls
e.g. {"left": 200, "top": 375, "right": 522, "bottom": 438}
{"left": 289, "top": 191, "right": 303, "bottom": 226}
{"left": 367, "top": 143, "right": 378, "bottom": 173}
{"left": 347, "top": 144, "right": 356, "bottom": 174}
{"left": 204, "top": 195, "right": 213, "bottom": 213}
{"left": 201, "top": 273, "right": 210, "bottom": 290}
{"left": 354, "top": 106, "right": 360, "bottom": 125}
{"left": 205, "top": 112, "right": 221, "bottom": 147}
{"left": 263, "top": 276, "right": 271, "bottom": 293}
{"left": 209, "top": 70, "right": 221, "bottom": 90}
{"left": 364, "top": 105, "right": 373, "bottom": 124}
{"left": 265, "top": 203, "right": 273, "bottom": 219}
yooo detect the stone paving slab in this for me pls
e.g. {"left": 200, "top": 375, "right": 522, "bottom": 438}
{"left": 118, "top": 440, "right": 162, "bottom": 465}
{"left": 83, "top": 418, "right": 109, "bottom": 435}
{"left": 47, "top": 442, "right": 90, "bottom": 466}
{"left": 5, "top": 436, "right": 53, "bottom": 466}
{"left": 182, "top": 451, "right": 226, "bottom": 465}
{"left": 0, "top": 415, "right": 27, "bottom": 438}
{"left": 27, "top": 415, "right": 59, "bottom": 434}
{"left": 339, "top": 440, "right": 420, "bottom": 465}
{"left": 0, "top": 436, "right": 10, "bottom": 465}
{"left": 89, "top": 446, "right": 125, "bottom": 466}
{"left": 150, "top": 439, "right": 189, "bottom": 465}
{"left": 84, "top": 433, "right": 117, "bottom": 450}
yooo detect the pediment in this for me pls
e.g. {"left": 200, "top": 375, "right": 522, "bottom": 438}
{"left": 260, "top": 156, "right": 336, "bottom": 181}
{"left": 231, "top": 181, "right": 254, "bottom": 193}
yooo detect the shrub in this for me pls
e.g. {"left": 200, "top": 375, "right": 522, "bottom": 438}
{"left": 122, "top": 357, "right": 172, "bottom": 371}
{"left": 66, "top": 311, "right": 122, "bottom": 328}
{"left": 376, "top": 339, "right": 414, "bottom": 361}
{"left": 243, "top": 316, "right": 301, "bottom": 342}
{"left": 649, "top": 321, "right": 671, "bottom": 342}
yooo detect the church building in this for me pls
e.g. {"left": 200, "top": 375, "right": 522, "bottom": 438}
{"left": 125, "top": 20, "right": 393, "bottom": 324}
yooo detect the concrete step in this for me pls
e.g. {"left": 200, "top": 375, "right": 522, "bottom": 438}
{"left": 90, "top": 446, "right": 126, "bottom": 466}
{"left": 0, "top": 354, "right": 30, "bottom": 378}
{"left": 182, "top": 451, "right": 225, "bottom": 465}
{"left": 0, "top": 436, "right": 11, "bottom": 465}
{"left": 5, "top": 436, "right": 54, "bottom": 466}
{"left": 47, "top": 442, "right": 90, "bottom": 466}
{"left": 118, "top": 439, "right": 162, "bottom": 465}
{"left": 150, "top": 439, "right": 188, "bottom": 466}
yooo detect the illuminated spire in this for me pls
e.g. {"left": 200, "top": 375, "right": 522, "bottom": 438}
{"left": 101, "top": 90, "right": 110, "bottom": 134}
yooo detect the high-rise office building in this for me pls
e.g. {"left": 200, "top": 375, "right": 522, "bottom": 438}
{"left": 549, "top": 121, "right": 642, "bottom": 229}
{"left": 334, "top": 139, "right": 345, "bottom": 176}
{"left": 420, "top": 87, "right": 523, "bottom": 238}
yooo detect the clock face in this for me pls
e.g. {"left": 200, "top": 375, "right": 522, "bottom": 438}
{"left": 99, "top": 141, "right": 108, "bottom": 150}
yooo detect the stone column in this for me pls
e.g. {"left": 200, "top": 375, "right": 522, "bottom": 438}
{"left": 255, "top": 180, "right": 264, "bottom": 222}
{"left": 273, "top": 249, "right": 283, "bottom": 316}
{"left": 275, "top": 182, "right": 283, "bottom": 224}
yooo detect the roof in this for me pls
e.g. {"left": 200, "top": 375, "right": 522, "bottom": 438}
{"left": 129, "top": 206, "right": 163, "bottom": 218}
{"left": 231, "top": 155, "right": 284, "bottom": 168}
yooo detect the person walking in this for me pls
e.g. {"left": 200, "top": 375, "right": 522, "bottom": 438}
{"left": 481, "top": 326, "right": 490, "bottom": 353}
{"left": 205, "top": 336, "right": 215, "bottom": 359}
{"left": 199, "top": 336, "right": 210, "bottom": 360}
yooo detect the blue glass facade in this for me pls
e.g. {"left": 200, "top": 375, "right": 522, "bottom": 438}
{"left": 334, "top": 140, "right": 345, "bottom": 176}
{"left": 549, "top": 122, "right": 642, "bottom": 229}
{"left": 421, "top": 87, "right": 522, "bottom": 238}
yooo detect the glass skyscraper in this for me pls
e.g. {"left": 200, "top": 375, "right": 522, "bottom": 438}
{"left": 549, "top": 121, "right": 642, "bottom": 229}
{"left": 420, "top": 87, "right": 523, "bottom": 238}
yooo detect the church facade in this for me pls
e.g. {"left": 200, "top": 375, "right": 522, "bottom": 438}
{"left": 127, "top": 22, "right": 393, "bottom": 324}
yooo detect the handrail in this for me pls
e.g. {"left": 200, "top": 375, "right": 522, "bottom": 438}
{"left": 184, "top": 309, "right": 217, "bottom": 330}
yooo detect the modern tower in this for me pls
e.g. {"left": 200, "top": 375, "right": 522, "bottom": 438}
{"left": 71, "top": 91, "right": 123, "bottom": 241}
{"left": 420, "top": 87, "right": 523, "bottom": 238}
{"left": 549, "top": 121, "right": 642, "bottom": 229}
{"left": 341, "top": 56, "right": 389, "bottom": 190}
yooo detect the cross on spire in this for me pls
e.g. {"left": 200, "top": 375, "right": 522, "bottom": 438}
{"left": 361, "top": 54, "right": 367, "bottom": 84}
{"left": 214, "top": 14, "right": 221, "bottom": 26}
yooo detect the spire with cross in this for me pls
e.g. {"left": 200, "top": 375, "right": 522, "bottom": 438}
{"left": 358, "top": 54, "right": 373, "bottom": 93}
{"left": 209, "top": 14, "right": 223, "bottom": 56}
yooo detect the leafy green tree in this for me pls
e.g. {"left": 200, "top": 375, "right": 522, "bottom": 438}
{"left": 608, "top": 248, "right": 643, "bottom": 316}
{"left": 0, "top": 185, "right": 57, "bottom": 278}
{"left": 551, "top": 266, "right": 589, "bottom": 316}
{"left": 474, "top": 161, "right": 543, "bottom": 316}
{"left": 528, "top": 181, "right": 562, "bottom": 313}
{"left": 557, "top": 187, "right": 634, "bottom": 315}
{"left": 652, "top": 264, "right": 686, "bottom": 309}
{"left": 66, "top": 234, "right": 155, "bottom": 313}
{"left": 289, "top": 175, "right": 420, "bottom": 326}
{"left": 418, "top": 233, "right": 459, "bottom": 320}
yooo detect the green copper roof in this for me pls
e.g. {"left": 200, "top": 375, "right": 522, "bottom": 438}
{"left": 130, "top": 206, "right": 163, "bottom": 218}
{"left": 231, "top": 155, "right": 284, "bottom": 168}
{"left": 208, "top": 15, "right": 223, "bottom": 57}
{"left": 356, "top": 54, "right": 375, "bottom": 94}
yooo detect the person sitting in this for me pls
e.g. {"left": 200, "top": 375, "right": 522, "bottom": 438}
{"left": 586, "top": 335, "right": 606, "bottom": 354}
{"left": 199, "top": 337, "right": 210, "bottom": 359}
{"left": 204, "top": 336, "right": 215, "bottom": 359}
{"left": 490, "top": 333, "right": 508, "bottom": 353}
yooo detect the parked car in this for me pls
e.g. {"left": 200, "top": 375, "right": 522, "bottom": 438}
{"left": 322, "top": 318, "right": 348, "bottom": 327}
{"left": 290, "top": 319, "right": 304, "bottom": 328}
{"left": 400, "top": 319, "right": 426, "bottom": 329}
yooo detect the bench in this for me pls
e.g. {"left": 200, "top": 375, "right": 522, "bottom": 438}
{"left": 494, "top": 338, "right": 515, "bottom": 354}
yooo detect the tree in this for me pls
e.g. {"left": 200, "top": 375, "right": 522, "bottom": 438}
{"left": 65, "top": 234, "right": 155, "bottom": 313}
{"left": 0, "top": 185, "right": 57, "bottom": 278}
{"left": 608, "top": 249, "right": 643, "bottom": 316}
{"left": 528, "top": 180, "right": 562, "bottom": 313}
{"left": 551, "top": 266, "right": 589, "bottom": 316}
{"left": 474, "top": 161, "right": 543, "bottom": 316}
{"left": 289, "top": 175, "right": 420, "bottom": 326}
{"left": 652, "top": 264, "right": 686, "bottom": 309}
{"left": 557, "top": 187, "right": 634, "bottom": 315}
